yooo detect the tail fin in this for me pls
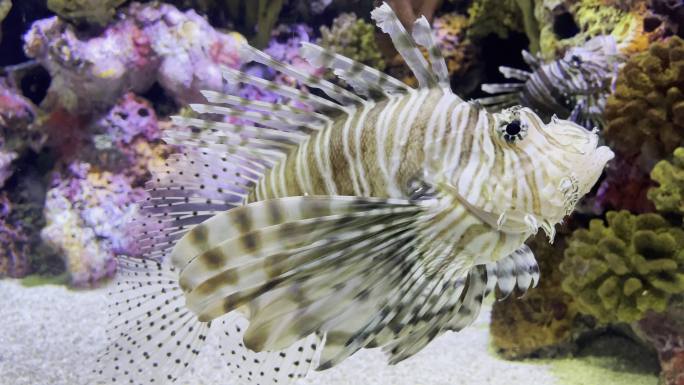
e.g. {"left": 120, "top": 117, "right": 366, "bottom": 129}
{"left": 95, "top": 256, "right": 210, "bottom": 384}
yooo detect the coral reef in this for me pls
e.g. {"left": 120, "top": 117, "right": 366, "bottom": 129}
{"left": 603, "top": 36, "right": 684, "bottom": 161}
{"left": 490, "top": 231, "right": 580, "bottom": 359}
{"left": 86, "top": 93, "right": 168, "bottom": 184}
{"left": 24, "top": 2, "right": 244, "bottom": 113}
{"left": 46, "top": 0, "right": 127, "bottom": 26}
{"left": 649, "top": 147, "right": 684, "bottom": 215}
{"left": 319, "top": 13, "right": 385, "bottom": 71}
{"left": 635, "top": 301, "right": 684, "bottom": 385}
{"left": 432, "top": 13, "right": 477, "bottom": 79}
{"left": 560, "top": 211, "right": 684, "bottom": 324}
{"left": 41, "top": 162, "right": 144, "bottom": 287}
{"left": 467, "top": 0, "right": 524, "bottom": 41}
{"left": 536, "top": 0, "right": 651, "bottom": 60}
{"left": 0, "top": 193, "right": 30, "bottom": 278}
{"left": 0, "top": 79, "right": 43, "bottom": 188}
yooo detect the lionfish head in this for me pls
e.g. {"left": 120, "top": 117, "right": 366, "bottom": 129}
{"left": 476, "top": 106, "right": 614, "bottom": 237}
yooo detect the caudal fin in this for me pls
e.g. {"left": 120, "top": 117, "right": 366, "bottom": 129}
{"left": 95, "top": 256, "right": 210, "bottom": 384}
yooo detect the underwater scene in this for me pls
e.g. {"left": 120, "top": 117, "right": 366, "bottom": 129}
{"left": 1, "top": 0, "right": 683, "bottom": 384}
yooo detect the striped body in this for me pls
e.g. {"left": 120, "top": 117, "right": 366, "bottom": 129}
{"left": 98, "top": 4, "right": 614, "bottom": 385}
{"left": 480, "top": 35, "right": 619, "bottom": 130}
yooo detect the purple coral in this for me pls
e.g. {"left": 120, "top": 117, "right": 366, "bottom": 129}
{"left": 41, "top": 162, "right": 145, "bottom": 287}
{"left": 0, "top": 193, "right": 31, "bottom": 278}
{"left": 0, "top": 78, "right": 42, "bottom": 188}
{"left": 24, "top": 2, "right": 245, "bottom": 113}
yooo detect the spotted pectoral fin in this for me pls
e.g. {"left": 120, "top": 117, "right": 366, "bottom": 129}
{"left": 487, "top": 244, "right": 540, "bottom": 299}
{"left": 218, "top": 312, "right": 323, "bottom": 385}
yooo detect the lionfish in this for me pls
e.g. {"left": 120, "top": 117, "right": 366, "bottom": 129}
{"left": 479, "top": 35, "right": 620, "bottom": 130}
{"left": 98, "top": 3, "right": 614, "bottom": 385}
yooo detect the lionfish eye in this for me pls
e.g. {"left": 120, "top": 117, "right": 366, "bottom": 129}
{"left": 570, "top": 55, "right": 582, "bottom": 67}
{"left": 499, "top": 119, "right": 527, "bottom": 143}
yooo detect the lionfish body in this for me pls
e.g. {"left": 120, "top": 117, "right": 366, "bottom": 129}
{"left": 98, "top": 4, "right": 614, "bottom": 385}
{"left": 480, "top": 36, "right": 620, "bottom": 130}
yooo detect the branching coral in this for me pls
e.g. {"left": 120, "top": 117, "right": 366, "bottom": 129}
{"left": 491, "top": 231, "right": 580, "bottom": 359}
{"left": 41, "top": 162, "right": 145, "bottom": 287}
{"left": 560, "top": 210, "right": 684, "bottom": 324}
{"left": 46, "top": 0, "right": 127, "bottom": 26}
{"left": 603, "top": 36, "right": 684, "bottom": 161}
{"left": 649, "top": 147, "right": 684, "bottom": 215}
{"left": 319, "top": 13, "right": 385, "bottom": 71}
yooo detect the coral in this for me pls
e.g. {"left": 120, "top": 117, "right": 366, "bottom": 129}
{"left": 560, "top": 210, "right": 684, "bottom": 324}
{"left": 649, "top": 147, "right": 684, "bottom": 215}
{"left": 0, "top": 78, "right": 43, "bottom": 188}
{"left": 603, "top": 36, "right": 684, "bottom": 161}
{"left": 646, "top": 0, "right": 684, "bottom": 39}
{"left": 635, "top": 301, "right": 684, "bottom": 385}
{"left": 432, "top": 13, "right": 477, "bottom": 78}
{"left": 490, "top": 231, "right": 580, "bottom": 359}
{"left": 536, "top": 0, "right": 651, "bottom": 60}
{"left": 46, "top": 0, "right": 127, "bottom": 26}
{"left": 87, "top": 93, "right": 168, "bottom": 184}
{"left": 0, "top": 193, "right": 30, "bottom": 278}
{"left": 319, "top": 13, "right": 385, "bottom": 71}
{"left": 41, "top": 162, "right": 145, "bottom": 287}
{"left": 594, "top": 155, "right": 656, "bottom": 214}
{"left": 467, "top": 0, "right": 525, "bottom": 41}
{"left": 24, "top": 2, "right": 245, "bottom": 113}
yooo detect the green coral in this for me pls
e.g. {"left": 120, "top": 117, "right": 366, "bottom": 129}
{"left": 604, "top": 36, "right": 684, "bottom": 159}
{"left": 319, "top": 13, "right": 385, "bottom": 71}
{"left": 649, "top": 147, "right": 684, "bottom": 215}
{"left": 47, "top": 0, "right": 127, "bottom": 26}
{"left": 560, "top": 211, "right": 684, "bottom": 324}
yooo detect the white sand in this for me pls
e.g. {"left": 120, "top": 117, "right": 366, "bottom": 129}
{"left": 0, "top": 279, "right": 560, "bottom": 385}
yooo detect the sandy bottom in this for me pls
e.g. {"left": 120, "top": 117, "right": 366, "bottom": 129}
{"left": 0, "top": 279, "right": 657, "bottom": 385}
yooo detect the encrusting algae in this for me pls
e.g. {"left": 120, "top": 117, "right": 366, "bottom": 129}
{"left": 560, "top": 210, "right": 684, "bottom": 324}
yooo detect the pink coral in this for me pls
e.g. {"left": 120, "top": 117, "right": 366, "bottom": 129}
{"left": 41, "top": 162, "right": 145, "bottom": 286}
{"left": 24, "top": 2, "right": 245, "bottom": 112}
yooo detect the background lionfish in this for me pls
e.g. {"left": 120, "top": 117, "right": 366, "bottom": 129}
{"left": 98, "top": 3, "right": 614, "bottom": 385}
{"left": 479, "top": 36, "right": 621, "bottom": 130}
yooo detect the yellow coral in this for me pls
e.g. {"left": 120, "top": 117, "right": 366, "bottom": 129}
{"left": 604, "top": 36, "right": 684, "bottom": 159}
{"left": 649, "top": 147, "right": 684, "bottom": 214}
{"left": 560, "top": 211, "right": 684, "bottom": 324}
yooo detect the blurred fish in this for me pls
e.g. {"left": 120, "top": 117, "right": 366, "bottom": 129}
{"left": 96, "top": 3, "right": 614, "bottom": 385}
{"left": 479, "top": 36, "right": 621, "bottom": 130}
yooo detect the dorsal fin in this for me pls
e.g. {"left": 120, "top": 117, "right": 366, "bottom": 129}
{"left": 371, "top": 2, "right": 438, "bottom": 89}
{"left": 411, "top": 16, "right": 450, "bottom": 90}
